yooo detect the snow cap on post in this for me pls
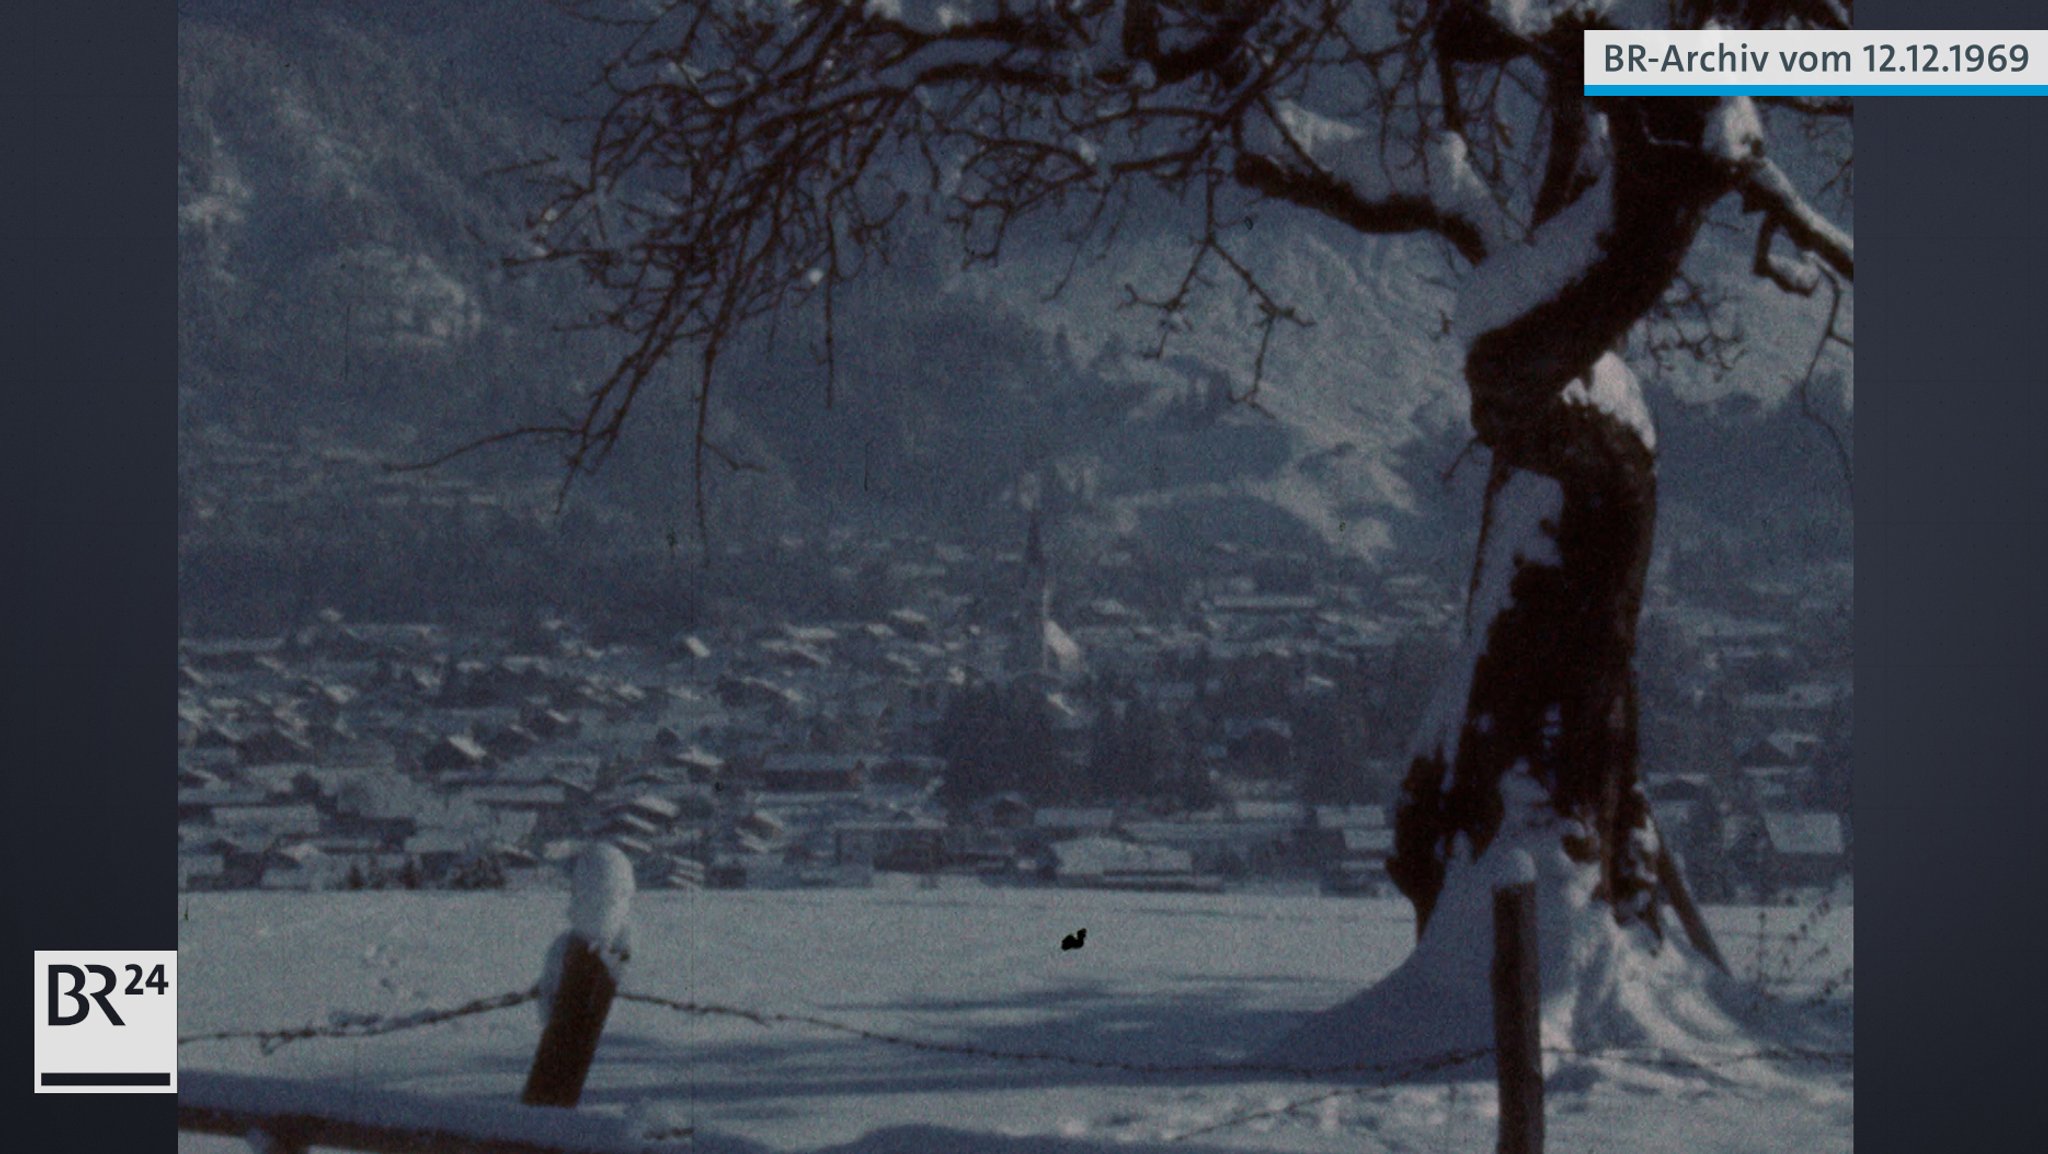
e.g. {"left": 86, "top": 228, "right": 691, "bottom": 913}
{"left": 570, "top": 841, "right": 634, "bottom": 947}
{"left": 1494, "top": 847, "right": 1538, "bottom": 891}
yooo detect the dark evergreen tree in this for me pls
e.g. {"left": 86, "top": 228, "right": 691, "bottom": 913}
{"left": 935, "top": 683, "right": 1063, "bottom": 808}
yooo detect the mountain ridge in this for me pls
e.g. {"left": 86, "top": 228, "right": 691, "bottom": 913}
{"left": 177, "top": 0, "right": 1850, "bottom": 573}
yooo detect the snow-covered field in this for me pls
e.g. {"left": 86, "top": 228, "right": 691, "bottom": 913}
{"left": 177, "top": 881, "right": 1851, "bottom": 1153}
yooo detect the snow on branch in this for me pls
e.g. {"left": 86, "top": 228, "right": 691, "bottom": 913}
{"left": 1454, "top": 153, "right": 1612, "bottom": 344}
{"left": 1483, "top": 0, "right": 1617, "bottom": 39}
{"left": 1235, "top": 100, "right": 1509, "bottom": 262}
{"left": 1703, "top": 93, "right": 1851, "bottom": 285}
{"left": 1752, "top": 217, "right": 1821, "bottom": 296}
{"left": 1560, "top": 351, "right": 1654, "bottom": 452}
{"left": 1736, "top": 156, "right": 1853, "bottom": 282}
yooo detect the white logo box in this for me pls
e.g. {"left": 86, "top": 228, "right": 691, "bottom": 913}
{"left": 33, "top": 951, "right": 178, "bottom": 1094}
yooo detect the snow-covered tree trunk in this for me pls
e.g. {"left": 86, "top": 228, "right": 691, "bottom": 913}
{"left": 1260, "top": 94, "right": 1787, "bottom": 1070}
{"left": 1391, "top": 376, "right": 1661, "bottom": 926}
{"left": 1391, "top": 95, "right": 1729, "bottom": 950}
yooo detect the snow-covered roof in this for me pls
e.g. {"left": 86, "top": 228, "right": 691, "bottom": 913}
{"left": 1341, "top": 827, "right": 1395, "bottom": 855}
{"left": 461, "top": 785, "right": 567, "bottom": 808}
{"left": 178, "top": 786, "right": 271, "bottom": 809}
{"left": 428, "top": 734, "right": 489, "bottom": 761}
{"left": 737, "top": 809, "right": 787, "bottom": 834}
{"left": 831, "top": 816, "right": 948, "bottom": 834}
{"left": 1313, "top": 805, "right": 1389, "bottom": 829}
{"left": 272, "top": 841, "right": 326, "bottom": 866}
{"left": 209, "top": 803, "right": 321, "bottom": 831}
{"left": 1034, "top": 807, "right": 1117, "bottom": 830}
{"left": 1122, "top": 821, "right": 1288, "bottom": 849}
{"left": 762, "top": 752, "right": 870, "bottom": 772}
{"left": 1051, "top": 837, "right": 1194, "bottom": 878}
{"left": 668, "top": 746, "right": 726, "bottom": 771}
{"left": 1042, "top": 619, "right": 1084, "bottom": 676}
{"left": 1763, "top": 811, "right": 1845, "bottom": 857}
{"left": 622, "top": 794, "right": 682, "bottom": 820}
{"left": 405, "top": 830, "right": 473, "bottom": 855}
{"left": 1231, "top": 800, "right": 1304, "bottom": 823}
{"left": 1657, "top": 800, "right": 1700, "bottom": 832}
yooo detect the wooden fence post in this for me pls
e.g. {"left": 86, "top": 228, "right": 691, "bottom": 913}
{"left": 1492, "top": 857, "right": 1543, "bottom": 1154}
{"left": 523, "top": 843, "right": 633, "bottom": 1108}
{"left": 521, "top": 935, "right": 620, "bottom": 1108}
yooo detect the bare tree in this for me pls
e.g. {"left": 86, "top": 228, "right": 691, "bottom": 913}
{"left": 512, "top": 0, "right": 1852, "bottom": 1021}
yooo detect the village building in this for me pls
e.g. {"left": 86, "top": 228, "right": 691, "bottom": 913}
{"left": 1047, "top": 836, "right": 1220, "bottom": 892}
{"left": 420, "top": 733, "right": 491, "bottom": 774}
{"left": 830, "top": 816, "right": 950, "bottom": 873}
{"left": 1761, "top": 810, "right": 1849, "bottom": 894}
{"left": 752, "top": 752, "right": 869, "bottom": 794}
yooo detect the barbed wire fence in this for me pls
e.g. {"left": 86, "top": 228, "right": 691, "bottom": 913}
{"left": 176, "top": 986, "right": 1854, "bottom": 1068}
{"left": 1745, "top": 887, "right": 1854, "bottom": 1006}
{"left": 180, "top": 988, "right": 541, "bottom": 1055}
{"left": 179, "top": 978, "right": 1851, "bottom": 1145}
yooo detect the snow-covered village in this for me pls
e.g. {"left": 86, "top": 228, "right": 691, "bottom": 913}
{"left": 176, "top": 493, "right": 1850, "bottom": 908}
{"left": 177, "top": 1, "right": 1855, "bottom": 1151}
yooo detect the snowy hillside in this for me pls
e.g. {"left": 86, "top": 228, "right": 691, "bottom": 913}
{"left": 177, "top": 0, "right": 1848, "bottom": 562}
{"left": 177, "top": 886, "right": 1851, "bottom": 1153}
{"left": 174, "top": 0, "right": 1465, "bottom": 556}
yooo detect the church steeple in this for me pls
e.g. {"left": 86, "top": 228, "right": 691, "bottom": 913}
{"left": 1012, "top": 506, "right": 1081, "bottom": 683}
{"left": 1016, "top": 507, "right": 1052, "bottom": 677}
{"left": 1024, "top": 507, "right": 1044, "bottom": 571}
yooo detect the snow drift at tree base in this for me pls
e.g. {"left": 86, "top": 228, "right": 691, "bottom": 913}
{"left": 1260, "top": 764, "right": 1836, "bottom": 1080}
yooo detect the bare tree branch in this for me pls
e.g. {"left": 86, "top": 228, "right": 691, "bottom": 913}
{"left": 495, "top": 0, "right": 1852, "bottom": 545}
{"left": 1795, "top": 270, "right": 1855, "bottom": 497}
{"left": 1233, "top": 151, "right": 1488, "bottom": 262}
{"left": 1752, "top": 216, "right": 1822, "bottom": 296}
{"left": 1737, "top": 156, "right": 1854, "bottom": 281}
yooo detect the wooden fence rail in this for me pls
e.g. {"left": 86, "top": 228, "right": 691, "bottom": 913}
{"left": 177, "top": 1070, "right": 690, "bottom": 1154}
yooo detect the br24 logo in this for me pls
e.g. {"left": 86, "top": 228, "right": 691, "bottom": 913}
{"left": 46, "top": 963, "right": 169, "bottom": 1026}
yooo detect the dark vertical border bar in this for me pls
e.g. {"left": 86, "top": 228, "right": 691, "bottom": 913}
{"left": 0, "top": 3, "right": 177, "bottom": 1148}
{"left": 1859, "top": 3, "right": 2048, "bottom": 1153}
